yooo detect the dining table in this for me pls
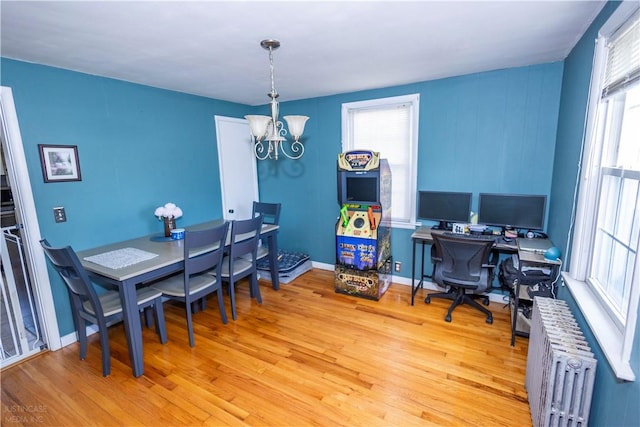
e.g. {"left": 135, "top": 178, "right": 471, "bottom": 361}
{"left": 77, "top": 219, "right": 280, "bottom": 377}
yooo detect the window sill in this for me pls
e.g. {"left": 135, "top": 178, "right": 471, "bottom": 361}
{"left": 562, "top": 272, "right": 635, "bottom": 381}
{"left": 390, "top": 220, "right": 420, "bottom": 230}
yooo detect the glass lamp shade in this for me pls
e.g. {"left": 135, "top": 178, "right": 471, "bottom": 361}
{"left": 283, "top": 115, "right": 309, "bottom": 139}
{"left": 244, "top": 115, "right": 271, "bottom": 139}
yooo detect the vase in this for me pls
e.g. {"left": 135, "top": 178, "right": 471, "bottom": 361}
{"left": 163, "top": 217, "right": 176, "bottom": 237}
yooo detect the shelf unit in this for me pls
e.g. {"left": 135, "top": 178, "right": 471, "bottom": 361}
{"left": 510, "top": 243, "right": 561, "bottom": 346}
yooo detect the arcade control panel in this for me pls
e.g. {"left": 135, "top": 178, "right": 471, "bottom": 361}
{"left": 337, "top": 206, "right": 380, "bottom": 238}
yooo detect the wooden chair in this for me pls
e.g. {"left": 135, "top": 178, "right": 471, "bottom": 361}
{"left": 150, "top": 222, "right": 229, "bottom": 347}
{"left": 251, "top": 201, "right": 281, "bottom": 261}
{"left": 40, "top": 239, "right": 167, "bottom": 376}
{"left": 219, "top": 215, "right": 263, "bottom": 320}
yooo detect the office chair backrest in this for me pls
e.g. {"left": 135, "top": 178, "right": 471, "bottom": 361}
{"left": 40, "top": 239, "right": 104, "bottom": 318}
{"left": 183, "top": 222, "right": 229, "bottom": 278}
{"left": 432, "top": 234, "right": 495, "bottom": 292}
{"left": 252, "top": 201, "right": 281, "bottom": 225}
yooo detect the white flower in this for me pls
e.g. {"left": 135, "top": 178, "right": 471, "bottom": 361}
{"left": 154, "top": 202, "right": 183, "bottom": 220}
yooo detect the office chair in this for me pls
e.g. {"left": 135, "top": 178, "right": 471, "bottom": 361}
{"left": 40, "top": 239, "right": 167, "bottom": 376}
{"left": 151, "top": 222, "right": 229, "bottom": 347}
{"left": 425, "top": 233, "right": 497, "bottom": 324}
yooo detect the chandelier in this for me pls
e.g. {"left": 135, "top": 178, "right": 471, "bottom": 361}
{"left": 245, "top": 39, "right": 309, "bottom": 160}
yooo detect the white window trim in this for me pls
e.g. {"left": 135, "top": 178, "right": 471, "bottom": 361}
{"left": 341, "top": 94, "right": 420, "bottom": 229}
{"left": 565, "top": 2, "right": 639, "bottom": 382}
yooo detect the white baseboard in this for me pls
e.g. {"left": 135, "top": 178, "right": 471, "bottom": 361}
{"left": 60, "top": 325, "right": 99, "bottom": 348}
{"left": 310, "top": 261, "right": 507, "bottom": 304}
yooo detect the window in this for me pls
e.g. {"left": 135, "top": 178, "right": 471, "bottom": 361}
{"left": 565, "top": 5, "right": 639, "bottom": 381}
{"left": 342, "top": 94, "right": 420, "bottom": 228}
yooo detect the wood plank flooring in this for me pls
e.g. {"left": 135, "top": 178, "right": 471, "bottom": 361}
{"left": 1, "top": 269, "right": 532, "bottom": 426}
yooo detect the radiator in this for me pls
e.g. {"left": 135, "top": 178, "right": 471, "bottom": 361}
{"left": 526, "top": 297, "right": 597, "bottom": 427}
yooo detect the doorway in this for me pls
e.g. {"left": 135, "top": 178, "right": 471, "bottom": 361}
{"left": 0, "top": 87, "right": 60, "bottom": 368}
{"left": 214, "top": 116, "right": 259, "bottom": 221}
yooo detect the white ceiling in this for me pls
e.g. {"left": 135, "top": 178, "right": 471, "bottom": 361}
{"left": 1, "top": 1, "right": 606, "bottom": 106}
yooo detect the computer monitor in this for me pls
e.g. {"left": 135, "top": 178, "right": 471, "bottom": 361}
{"left": 417, "top": 191, "right": 472, "bottom": 230}
{"left": 477, "top": 193, "right": 547, "bottom": 231}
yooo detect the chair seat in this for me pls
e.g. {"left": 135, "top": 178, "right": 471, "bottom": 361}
{"left": 220, "top": 256, "right": 253, "bottom": 277}
{"left": 83, "top": 286, "right": 164, "bottom": 317}
{"left": 255, "top": 246, "right": 268, "bottom": 260}
{"left": 151, "top": 272, "right": 218, "bottom": 297}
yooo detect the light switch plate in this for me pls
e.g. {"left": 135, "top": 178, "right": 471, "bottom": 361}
{"left": 53, "top": 206, "right": 66, "bottom": 223}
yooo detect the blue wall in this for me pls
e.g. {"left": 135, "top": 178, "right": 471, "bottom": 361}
{"left": 1, "top": 59, "right": 248, "bottom": 333}
{"left": 261, "top": 64, "right": 563, "bottom": 277}
{"left": 549, "top": 1, "right": 640, "bottom": 426}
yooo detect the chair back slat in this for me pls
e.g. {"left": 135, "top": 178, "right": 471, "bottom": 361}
{"left": 184, "top": 222, "right": 229, "bottom": 277}
{"left": 252, "top": 202, "right": 281, "bottom": 225}
{"left": 229, "top": 215, "right": 263, "bottom": 261}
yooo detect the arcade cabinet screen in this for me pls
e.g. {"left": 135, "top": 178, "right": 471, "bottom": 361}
{"left": 346, "top": 176, "right": 378, "bottom": 204}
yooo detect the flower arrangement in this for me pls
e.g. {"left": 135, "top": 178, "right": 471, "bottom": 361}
{"left": 154, "top": 202, "right": 183, "bottom": 220}
{"left": 154, "top": 203, "right": 183, "bottom": 237}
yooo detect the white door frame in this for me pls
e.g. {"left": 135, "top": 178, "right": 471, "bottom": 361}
{"left": 214, "top": 115, "right": 259, "bottom": 220}
{"left": 1, "top": 86, "right": 61, "bottom": 352}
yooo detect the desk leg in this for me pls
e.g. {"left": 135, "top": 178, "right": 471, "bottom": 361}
{"left": 411, "top": 238, "right": 416, "bottom": 305}
{"left": 267, "top": 232, "right": 280, "bottom": 291}
{"left": 119, "top": 280, "right": 144, "bottom": 377}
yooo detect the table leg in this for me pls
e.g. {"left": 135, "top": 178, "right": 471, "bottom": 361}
{"left": 119, "top": 280, "right": 144, "bottom": 377}
{"left": 267, "top": 232, "right": 280, "bottom": 290}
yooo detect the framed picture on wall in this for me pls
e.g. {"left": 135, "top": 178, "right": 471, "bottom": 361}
{"left": 38, "top": 144, "right": 82, "bottom": 183}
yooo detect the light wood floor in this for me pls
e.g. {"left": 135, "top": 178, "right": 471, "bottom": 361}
{"left": 1, "top": 269, "right": 532, "bottom": 426}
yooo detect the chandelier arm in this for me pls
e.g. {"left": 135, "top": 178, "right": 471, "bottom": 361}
{"left": 254, "top": 140, "right": 272, "bottom": 161}
{"left": 279, "top": 140, "right": 305, "bottom": 160}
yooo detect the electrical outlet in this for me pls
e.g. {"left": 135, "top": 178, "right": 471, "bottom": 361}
{"left": 394, "top": 261, "right": 401, "bottom": 272}
{"left": 53, "top": 206, "right": 67, "bottom": 223}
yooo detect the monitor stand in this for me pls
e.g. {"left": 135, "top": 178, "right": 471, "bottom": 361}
{"left": 432, "top": 221, "right": 451, "bottom": 231}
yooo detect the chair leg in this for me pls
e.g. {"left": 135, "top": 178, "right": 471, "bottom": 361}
{"left": 228, "top": 280, "right": 237, "bottom": 321}
{"left": 251, "top": 273, "right": 262, "bottom": 304}
{"left": 97, "top": 319, "right": 111, "bottom": 377}
{"left": 76, "top": 317, "right": 88, "bottom": 360}
{"left": 217, "top": 288, "right": 228, "bottom": 324}
{"left": 153, "top": 298, "right": 168, "bottom": 344}
{"left": 143, "top": 307, "right": 153, "bottom": 328}
{"left": 185, "top": 301, "right": 195, "bottom": 347}
{"left": 463, "top": 294, "right": 493, "bottom": 324}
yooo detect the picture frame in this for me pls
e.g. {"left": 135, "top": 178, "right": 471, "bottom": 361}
{"left": 38, "top": 144, "right": 82, "bottom": 183}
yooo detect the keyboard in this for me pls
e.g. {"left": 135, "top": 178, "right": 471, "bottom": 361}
{"left": 443, "top": 232, "right": 497, "bottom": 242}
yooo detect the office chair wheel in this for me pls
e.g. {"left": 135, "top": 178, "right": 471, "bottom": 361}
{"left": 486, "top": 315, "right": 493, "bottom": 324}
{"left": 424, "top": 296, "right": 431, "bottom": 304}
{"left": 445, "top": 314, "right": 452, "bottom": 322}
{"left": 483, "top": 297, "right": 490, "bottom": 306}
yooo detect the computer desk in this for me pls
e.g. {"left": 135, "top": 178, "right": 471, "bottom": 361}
{"left": 410, "top": 227, "right": 518, "bottom": 305}
{"left": 410, "top": 226, "right": 561, "bottom": 345}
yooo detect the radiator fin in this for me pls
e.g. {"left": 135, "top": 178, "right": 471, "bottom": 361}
{"left": 526, "top": 297, "right": 597, "bottom": 427}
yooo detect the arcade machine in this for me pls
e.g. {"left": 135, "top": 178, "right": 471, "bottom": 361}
{"left": 335, "top": 150, "right": 392, "bottom": 300}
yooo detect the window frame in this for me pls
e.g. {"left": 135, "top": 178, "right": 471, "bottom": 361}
{"left": 563, "top": 2, "right": 640, "bottom": 382}
{"left": 341, "top": 94, "right": 420, "bottom": 229}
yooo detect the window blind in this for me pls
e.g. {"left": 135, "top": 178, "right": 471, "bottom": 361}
{"left": 602, "top": 11, "right": 640, "bottom": 98}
